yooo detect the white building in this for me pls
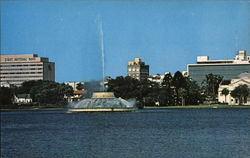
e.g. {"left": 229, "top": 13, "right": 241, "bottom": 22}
{"left": 0, "top": 54, "right": 55, "bottom": 87}
{"left": 148, "top": 72, "right": 170, "bottom": 85}
{"left": 128, "top": 58, "right": 149, "bottom": 80}
{"left": 188, "top": 50, "right": 250, "bottom": 84}
{"left": 64, "top": 81, "right": 84, "bottom": 90}
{"left": 13, "top": 94, "right": 33, "bottom": 105}
{"left": 218, "top": 73, "right": 250, "bottom": 105}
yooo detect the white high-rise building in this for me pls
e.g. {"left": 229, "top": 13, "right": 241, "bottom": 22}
{"left": 188, "top": 50, "right": 250, "bottom": 84}
{"left": 0, "top": 54, "right": 55, "bottom": 87}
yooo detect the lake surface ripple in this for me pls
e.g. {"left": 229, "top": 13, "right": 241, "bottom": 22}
{"left": 1, "top": 109, "right": 250, "bottom": 158}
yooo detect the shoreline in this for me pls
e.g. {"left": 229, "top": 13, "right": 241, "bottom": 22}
{"left": 1, "top": 105, "right": 250, "bottom": 112}
{"left": 0, "top": 107, "right": 67, "bottom": 112}
{"left": 144, "top": 105, "right": 250, "bottom": 109}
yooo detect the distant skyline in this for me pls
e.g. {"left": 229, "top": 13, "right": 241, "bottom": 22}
{"left": 1, "top": 0, "right": 250, "bottom": 82}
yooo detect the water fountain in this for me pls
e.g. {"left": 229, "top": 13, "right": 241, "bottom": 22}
{"left": 68, "top": 92, "right": 136, "bottom": 112}
{"left": 68, "top": 15, "right": 136, "bottom": 112}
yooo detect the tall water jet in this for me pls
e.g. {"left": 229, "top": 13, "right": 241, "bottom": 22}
{"left": 98, "top": 15, "right": 105, "bottom": 91}
{"left": 68, "top": 15, "right": 137, "bottom": 112}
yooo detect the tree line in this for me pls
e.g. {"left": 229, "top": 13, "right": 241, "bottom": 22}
{"left": 107, "top": 71, "right": 204, "bottom": 106}
{"left": 1, "top": 72, "right": 249, "bottom": 108}
{"left": 107, "top": 72, "right": 250, "bottom": 106}
{"left": 0, "top": 80, "right": 73, "bottom": 107}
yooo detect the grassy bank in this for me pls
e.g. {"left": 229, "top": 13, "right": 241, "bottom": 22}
{"left": 144, "top": 105, "right": 250, "bottom": 109}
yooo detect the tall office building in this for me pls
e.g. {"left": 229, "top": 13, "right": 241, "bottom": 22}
{"left": 0, "top": 54, "right": 55, "bottom": 87}
{"left": 127, "top": 58, "right": 149, "bottom": 80}
{"left": 188, "top": 50, "right": 250, "bottom": 84}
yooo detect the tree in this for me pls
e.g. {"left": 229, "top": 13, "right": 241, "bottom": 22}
{"left": 18, "top": 80, "right": 73, "bottom": 106}
{"left": 76, "top": 82, "right": 84, "bottom": 90}
{"left": 172, "top": 71, "right": 186, "bottom": 105}
{"left": 0, "top": 87, "right": 13, "bottom": 105}
{"left": 107, "top": 76, "right": 141, "bottom": 100}
{"left": 106, "top": 72, "right": 204, "bottom": 107}
{"left": 182, "top": 77, "right": 204, "bottom": 105}
{"left": 221, "top": 88, "right": 229, "bottom": 103}
{"left": 203, "top": 73, "right": 223, "bottom": 101}
{"left": 230, "top": 84, "right": 250, "bottom": 105}
{"left": 161, "top": 73, "right": 175, "bottom": 106}
{"left": 162, "top": 73, "right": 173, "bottom": 88}
{"left": 178, "top": 88, "right": 187, "bottom": 106}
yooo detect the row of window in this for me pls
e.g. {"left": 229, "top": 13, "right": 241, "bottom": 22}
{"left": 0, "top": 80, "right": 24, "bottom": 83}
{"left": 0, "top": 68, "right": 43, "bottom": 71}
{"left": 0, "top": 80, "right": 34, "bottom": 83}
{"left": 189, "top": 68, "right": 250, "bottom": 72}
{"left": 1, "top": 72, "right": 43, "bottom": 75}
{"left": 0, "top": 64, "right": 43, "bottom": 67}
{"left": 128, "top": 68, "right": 140, "bottom": 72}
{"left": 189, "top": 65, "right": 250, "bottom": 70}
{"left": 130, "top": 74, "right": 140, "bottom": 77}
{"left": 0, "top": 76, "right": 43, "bottom": 79}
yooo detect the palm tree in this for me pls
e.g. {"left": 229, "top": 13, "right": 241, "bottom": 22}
{"left": 221, "top": 88, "right": 229, "bottom": 103}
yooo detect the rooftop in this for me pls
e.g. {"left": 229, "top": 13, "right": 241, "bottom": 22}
{"left": 196, "top": 50, "right": 250, "bottom": 65}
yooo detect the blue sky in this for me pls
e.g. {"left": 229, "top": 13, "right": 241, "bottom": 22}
{"left": 1, "top": 0, "right": 250, "bottom": 82}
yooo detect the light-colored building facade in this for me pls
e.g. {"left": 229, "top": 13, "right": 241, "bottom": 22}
{"left": 188, "top": 50, "right": 250, "bottom": 84}
{"left": 13, "top": 94, "right": 33, "bottom": 105}
{"left": 148, "top": 72, "right": 170, "bottom": 85}
{"left": 218, "top": 73, "right": 250, "bottom": 105}
{"left": 128, "top": 58, "right": 149, "bottom": 80}
{"left": 65, "top": 81, "right": 85, "bottom": 90}
{"left": 0, "top": 54, "right": 55, "bottom": 87}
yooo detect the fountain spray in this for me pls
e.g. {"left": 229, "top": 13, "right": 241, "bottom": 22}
{"left": 98, "top": 14, "right": 105, "bottom": 91}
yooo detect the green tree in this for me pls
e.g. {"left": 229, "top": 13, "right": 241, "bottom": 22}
{"left": 162, "top": 73, "right": 173, "bottom": 88}
{"left": 230, "top": 84, "right": 250, "bottom": 105}
{"left": 172, "top": 71, "right": 186, "bottom": 105}
{"left": 107, "top": 72, "right": 204, "bottom": 107}
{"left": 184, "top": 78, "right": 204, "bottom": 105}
{"left": 161, "top": 73, "right": 175, "bottom": 105}
{"left": 19, "top": 80, "right": 73, "bottom": 106}
{"left": 76, "top": 82, "right": 84, "bottom": 90}
{"left": 0, "top": 87, "right": 13, "bottom": 105}
{"left": 178, "top": 88, "right": 187, "bottom": 106}
{"left": 221, "top": 88, "right": 229, "bottom": 103}
{"left": 107, "top": 76, "right": 141, "bottom": 100}
{"left": 203, "top": 73, "right": 223, "bottom": 101}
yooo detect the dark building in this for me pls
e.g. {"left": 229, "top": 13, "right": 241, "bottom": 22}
{"left": 127, "top": 58, "right": 149, "bottom": 80}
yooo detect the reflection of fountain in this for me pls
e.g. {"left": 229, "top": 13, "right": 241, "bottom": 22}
{"left": 68, "top": 92, "right": 136, "bottom": 112}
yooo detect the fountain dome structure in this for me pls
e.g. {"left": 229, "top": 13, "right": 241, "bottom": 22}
{"left": 68, "top": 92, "right": 136, "bottom": 112}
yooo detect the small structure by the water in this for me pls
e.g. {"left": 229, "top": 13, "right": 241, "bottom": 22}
{"left": 68, "top": 92, "right": 136, "bottom": 112}
{"left": 13, "top": 94, "right": 32, "bottom": 105}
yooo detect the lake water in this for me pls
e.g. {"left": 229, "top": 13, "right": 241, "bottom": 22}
{"left": 1, "top": 109, "right": 250, "bottom": 158}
